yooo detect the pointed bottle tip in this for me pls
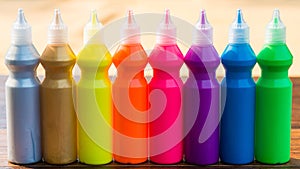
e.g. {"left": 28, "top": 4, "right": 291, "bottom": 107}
{"left": 48, "top": 8, "right": 68, "bottom": 44}
{"left": 51, "top": 8, "right": 64, "bottom": 25}
{"left": 200, "top": 9, "right": 206, "bottom": 25}
{"left": 164, "top": 9, "right": 171, "bottom": 24}
{"left": 229, "top": 9, "right": 249, "bottom": 43}
{"left": 272, "top": 9, "right": 281, "bottom": 25}
{"left": 12, "top": 8, "right": 32, "bottom": 45}
{"left": 84, "top": 9, "right": 103, "bottom": 44}
{"left": 236, "top": 9, "right": 244, "bottom": 24}
{"left": 157, "top": 9, "right": 176, "bottom": 44}
{"left": 127, "top": 9, "right": 135, "bottom": 24}
{"left": 121, "top": 9, "right": 140, "bottom": 44}
{"left": 16, "top": 8, "right": 27, "bottom": 25}
{"left": 90, "top": 9, "right": 99, "bottom": 25}
{"left": 265, "top": 9, "right": 286, "bottom": 44}
{"left": 193, "top": 9, "right": 213, "bottom": 45}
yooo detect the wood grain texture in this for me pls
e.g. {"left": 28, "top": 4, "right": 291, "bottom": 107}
{"left": 0, "top": 76, "right": 299, "bottom": 168}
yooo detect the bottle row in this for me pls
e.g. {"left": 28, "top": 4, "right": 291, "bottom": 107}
{"left": 5, "top": 8, "right": 292, "bottom": 166}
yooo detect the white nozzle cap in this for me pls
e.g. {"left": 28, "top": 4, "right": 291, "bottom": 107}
{"left": 193, "top": 9, "right": 213, "bottom": 45}
{"left": 157, "top": 9, "right": 176, "bottom": 45}
{"left": 265, "top": 9, "right": 286, "bottom": 44}
{"left": 229, "top": 9, "right": 249, "bottom": 44}
{"left": 121, "top": 10, "right": 140, "bottom": 44}
{"left": 11, "top": 8, "right": 32, "bottom": 45}
{"left": 48, "top": 9, "right": 68, "bottom": 44}
{"left": 84, "top": 9, "right": 103, "bottom": 44}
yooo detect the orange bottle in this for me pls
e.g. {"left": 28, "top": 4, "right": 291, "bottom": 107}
{"left": 112, "top": 10, "right": 148, "bottom": 164}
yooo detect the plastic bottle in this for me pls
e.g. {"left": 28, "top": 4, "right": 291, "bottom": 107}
{"left": 220, "top": 9, "right": 256, "bottom": 164}
{"left": 149, "top": 9, "right": 184, "bottom": 164}
{"left": 5, "top": 8, "right": 41, "bottom": 164}
{"left": 77, "top": 10, "right": 112, "bottom": 165}
{"left": 183, "top": 10, "right": 220, "bottom": 165}
{"left": 255, "top": 9, "right": 293, "bottom": 164}
{"left": 112, "top": 10, "right": 148, "bottom": 164}
{"left": 40, "top": 9, "right": 77, "bottom": 164}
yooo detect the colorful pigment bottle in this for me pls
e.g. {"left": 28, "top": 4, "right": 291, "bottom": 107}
{"left": 40, "top": 9, "right": 77, "bottom": 164}
{"left": 220, "top": 9, "right": 256, "bottom": 164}
{"left": 5, "top": 8, "right": 41, "bottom": 164}
{"left": 77, "top": 10, "right": 112, "bottom": 165}
{"left": 149, "top": 9, "right": 184, "bottom": 164}
{"left": 183, "top": 10, "right": 220, "bottom": 165}
{"left": 255, "top": 9, "right": 293, "bottom": 164}
{"left": 112, "top": 10, "right": 148, "bottom": 164}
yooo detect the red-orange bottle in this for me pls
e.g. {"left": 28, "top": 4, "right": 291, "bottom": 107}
{"left": 112, "top": 10, "right": 148, "bottom": 164}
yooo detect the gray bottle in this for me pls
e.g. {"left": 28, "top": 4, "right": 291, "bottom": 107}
{"left": 5, "top": 8, "right": 41, "bottom": 164}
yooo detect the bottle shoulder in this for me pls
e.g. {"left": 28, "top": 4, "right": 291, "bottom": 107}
{"left": 149, "top": 44, "right": 184, "bottom": 69}
{"left": 5, "top": 44, "right": 40, "bottom": 64}
{"left": 185, "top": 45, "right": 220, "bottom": 70}
{"left": 221, "top": 44, "right": 256, "bottom": 62}
{"left": 112, "top": 43, "right": 148, "bottom": 67}
{"left": 41, "top": 44, "right": 76, "bottom": 62}
{"left": 77, "top": 44, "right": 112, "bottom": 68}
{"left": 257, "top": 44, "right": 293, "bottom": 67}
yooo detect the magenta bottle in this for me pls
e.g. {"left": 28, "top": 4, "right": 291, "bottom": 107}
{"left": 149, "top": 9, "right": 184, "bottom": 164}
{"left": 183, "top": 10, "right": 220, "bottom": 165}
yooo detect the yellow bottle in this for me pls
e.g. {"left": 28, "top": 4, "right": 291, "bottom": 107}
{"left": 40, "top": 9, "right": 77, "bottom": 164}
{"left": 77, "top": 10, "right": 113, "bottom": 164}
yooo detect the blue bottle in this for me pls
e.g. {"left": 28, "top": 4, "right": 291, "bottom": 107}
{"left": 220, "top": 9, "right": 256, "bottom": 164}
{"left": 5, "top": 9, "right": 41, "bottom": 164}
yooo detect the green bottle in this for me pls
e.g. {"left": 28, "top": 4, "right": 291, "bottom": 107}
{"left": 255, "top": 9, "right": 293, "bottom": 164}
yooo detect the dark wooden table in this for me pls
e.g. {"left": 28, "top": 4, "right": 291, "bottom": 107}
{"left": 0, "top": 76, "right": 299, "bottom": 168}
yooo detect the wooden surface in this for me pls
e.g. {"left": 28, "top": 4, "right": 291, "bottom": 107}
{"left": 0, "top": 75, "right": 299, "bottom": 168}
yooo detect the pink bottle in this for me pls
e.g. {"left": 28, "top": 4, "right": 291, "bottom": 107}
{"left": 149, "top": 9, "right": 184, "bottom": 164}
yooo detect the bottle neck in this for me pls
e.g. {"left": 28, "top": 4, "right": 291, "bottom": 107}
{"left": 9, "top": 71, "right": 36, "bottom": 79}
{"left": 153, "top": 69, "right": 180, "bottom": 80}
{"left": 117, "top": 70, "right": 145, "bottom": 80}
{"left": 261, "top": 66, "right": 289, "bottom": 79}
{"left": 189, "top": 71, "right": 216, "bottom": 80}
{"left": 226, "top": 71, "right": 252, "bottom": 79}
{"left": 81, "top": 68, "right": 110, "bottom": 80}
{"left": 261, "top": 69, "right": 288, "bottom": 79}
{"left": 45, "top": 70, "right": 72, "bottom": 80}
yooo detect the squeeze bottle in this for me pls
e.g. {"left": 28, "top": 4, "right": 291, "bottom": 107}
{"left": 40, "top": 9, "right": 77, "bottom": 164}
{"left": 149, "top": 9, "right": 184, "bottom": 164}
{"left": 5, "top": 8, "right": 41, "bottom": 164}
{"left": 183, "top": 10, "right": 220, "bottom": 165}
{"left": 112, "top": 10, "right": 148, "bottom": 164}
{"left": 220, "top": 9, "right": 256, "bottom": 164}
{"left": 255, "top": 9, "right": 293, "bottom": 164}
{"left": 77, "top": 10, "right": 113, "bottom": 165}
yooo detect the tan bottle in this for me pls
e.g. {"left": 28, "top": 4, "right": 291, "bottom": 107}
{"left": 40, "top": 9, "right": 77, "bottom": 164}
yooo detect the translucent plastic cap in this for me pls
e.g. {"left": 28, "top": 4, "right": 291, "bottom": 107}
{"left": 84, "top": 9, "right": 103, "bottom": 44}
{"left": 265, "top": 9, "right": 286, "bottom": 44}
{"left": 48, "top": 9, "right": 68, "bottom": 44}
{"left": 11, "top": 8, "right": 32, "bottom": 45}
{"left": 193, "top": 9, "right": 213, "bottom": 45}
{"left": 157, "top": 9, "right": 176, "bottom": 45}
{"left": 229, "top": 9, "right": 249, "bottom": 44}
{"left": 121, "top": 10, "right": 140, "bottom": 44}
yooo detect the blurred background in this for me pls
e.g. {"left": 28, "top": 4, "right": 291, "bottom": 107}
{"left": 0, "top": 0, "right": 299, "bottom": 77}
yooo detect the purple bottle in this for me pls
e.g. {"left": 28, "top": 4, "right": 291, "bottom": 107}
{"left": 183, "top": 10, "right": 220, "bottom": 165}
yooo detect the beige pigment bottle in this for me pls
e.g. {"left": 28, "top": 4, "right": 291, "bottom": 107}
{"left": 40, "top": 9, "right": 77, "bottom": 164}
